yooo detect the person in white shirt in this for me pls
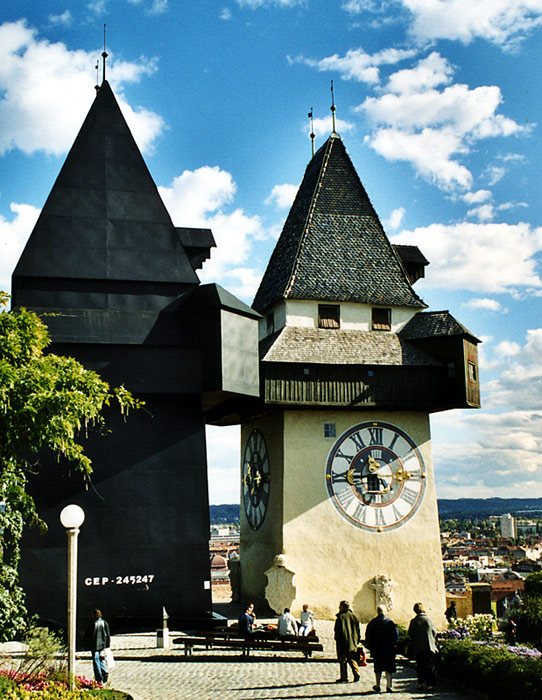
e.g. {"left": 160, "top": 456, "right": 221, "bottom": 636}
{"left": 299, "top": 603, "right": 314, "bottom": 636}
{"left": 278, "top": 608, "right": 298, "bottom": 636}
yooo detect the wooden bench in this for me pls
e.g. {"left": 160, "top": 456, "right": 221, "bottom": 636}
{"left": 173, "top": 633, "right": 323, "bottom": 658}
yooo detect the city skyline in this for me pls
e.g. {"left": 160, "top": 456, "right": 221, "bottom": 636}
{"left": 0, "top": 1, "right": 540, "bottom": 503}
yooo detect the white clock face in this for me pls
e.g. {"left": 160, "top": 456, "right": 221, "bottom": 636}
{"left": 325, "top": 421, "right": 427, "bottom": 532}
{"left": 242, "top": 429, "right": 270, "bottom": 530}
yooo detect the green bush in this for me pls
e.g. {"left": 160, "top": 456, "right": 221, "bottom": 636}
{"left": 525, "top": 572, "right": 542, "bottom": 599}
{"left": 396, "top": 625, "right": 410, "bottom": 657}
{"left": 510, "top": 597, "right": 542, "bottom": 648}
{"left": 439, "top": 639, "right": 542, "bottom": 700}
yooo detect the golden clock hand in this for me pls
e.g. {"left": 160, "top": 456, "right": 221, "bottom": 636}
{"left": 368, "top": 456, "right": 380, "bottom": 473}
{"left": 394, "top": 466, "right": 412, "bottom": 483}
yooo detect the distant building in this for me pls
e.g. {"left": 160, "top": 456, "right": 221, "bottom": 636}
{"left": 500, "top": 513, "right": 517, "bottom": 539}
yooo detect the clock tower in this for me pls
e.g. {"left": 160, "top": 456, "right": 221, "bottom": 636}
{"left": 222, "top": 131, "right": 480, "bottom": 625}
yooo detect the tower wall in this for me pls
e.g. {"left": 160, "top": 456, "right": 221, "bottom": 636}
{"left": 241, "top": 409, "right": 446, "bottom": 628}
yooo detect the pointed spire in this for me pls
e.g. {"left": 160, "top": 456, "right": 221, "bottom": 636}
{"left": 252, "top": 136, "right": 426, "bottom": 313}
{"left": 102, "top": 24, "right": 108, "bottom": 83}
{"left": 14, "top": 81, "right": 198, "bottom": 286}
{"left": 308, "top": 108, "right": 315, "bottom": 158}
{"left": 330, "top": 80, "right": 337, "bottom": 136}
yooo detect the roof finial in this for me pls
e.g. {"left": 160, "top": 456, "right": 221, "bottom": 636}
{"left": 308, "top": 108, "right": 315, "bottom": 158}
{"left": 102, "top": 24, "right": 108, "bottom": 83}
{"left": 330, "top": 80, "right": 337, "bottom": 135}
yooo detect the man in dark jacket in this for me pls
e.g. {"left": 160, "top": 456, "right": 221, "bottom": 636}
{"left": 84, "top": 609, "right": 111, "bottom": 683}
{"left": 365, "top": 605, "right": 399, "bottom": 693}
{"left": 333, "top": 600, "right": 361, "bottom": 683}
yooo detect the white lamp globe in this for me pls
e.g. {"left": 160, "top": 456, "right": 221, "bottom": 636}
{"left": 60, "top": 504, "right": 85, "bottom": 529}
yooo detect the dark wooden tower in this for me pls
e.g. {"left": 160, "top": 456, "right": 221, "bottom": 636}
{"left": 12, "top": 81, "right": 260, "bottom": 632}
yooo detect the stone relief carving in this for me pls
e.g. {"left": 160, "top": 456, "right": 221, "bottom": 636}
{"left": 265, "top": 554, "right": 296, "bottom": 614}
{"left": 370, "top": 574, "right": 396, "bottom": 611}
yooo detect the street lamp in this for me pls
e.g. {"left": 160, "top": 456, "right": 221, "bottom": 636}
{"left": 60, "top": 504, "right": 85, "bottom": 691}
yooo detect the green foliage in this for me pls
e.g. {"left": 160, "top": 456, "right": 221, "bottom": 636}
{"left": 510, "top": 597, "right": 542, "bottom": 647}
{"left": 396, "top": 624, "right": 410, "bottom": 656}
{"left": 524, "top": 572, "right": 542, "bottom": 599}
{"left": 439, "top": 639, "right": 542, "bottom": 700}
{"left": 16, "top": 626, "right": 65, "bottom": 680}
{"left": 0, "top": 296, "right": 143, "bottom": 641}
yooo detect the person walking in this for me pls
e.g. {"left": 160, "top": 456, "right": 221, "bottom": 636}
{"left": 365, "top": 605, "right": 399, "bottom": 693}
{"left": 84, "top": 609, "right": 111, "bottom": 684}
{"left": 334, "top": 600, "right": 361, "bottom": 683}
{"left": 408, "top": 602, "right": 438, "bottom": 691}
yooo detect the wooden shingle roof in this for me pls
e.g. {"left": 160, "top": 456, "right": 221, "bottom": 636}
{"left": 399, "top": 311, "right": 480, "bottom": 344}
{"left": 260, "top": 327, "right": 440, "bottom": 366}
{"left": 252, "top": 134, "right": 426, "bottom": 313}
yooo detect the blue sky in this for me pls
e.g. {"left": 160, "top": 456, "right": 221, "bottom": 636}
{"left": 1, "top": 0, "right": 541, "bottom": 505}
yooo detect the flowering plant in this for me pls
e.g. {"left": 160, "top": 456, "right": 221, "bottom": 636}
{"left": 448, "top": 613, "right": 494, "bottom": 641}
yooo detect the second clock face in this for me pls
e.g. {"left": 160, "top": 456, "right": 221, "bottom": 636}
{"left": 325, "top": 421, "right": 427, "bottom": 532}
{"left": 242, "top": 429, "right": 270, "bottom": 530}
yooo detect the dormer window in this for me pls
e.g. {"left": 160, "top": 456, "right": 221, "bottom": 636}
{"left": 318, "top": 304, "right": 340, "bottom": 329}
{"left": 372, "top": 307, "right": 391, "bottom": 331}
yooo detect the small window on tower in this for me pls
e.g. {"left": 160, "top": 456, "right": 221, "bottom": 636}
{"left": 468, "top": 361, "right": 477, "bottom": 383}
{"left": 318, "top": 304, "right": 340, "bottom": 329}
{"left": 324, "top": 423, "right": 336, "bottom": 438}
{"left": 372, "top": 307, "right": 391, "bottom": 331}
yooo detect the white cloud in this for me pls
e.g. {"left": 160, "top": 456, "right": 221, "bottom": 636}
{"left": 487, "top": 329, "right": 542, "bottom": 409}
{"left": 463, "top": 190, "right": 492, "bottom": 205}
{"left": 0, "top": 203, "right": 40, "bottom": 294}
{"left": 368, "top": 126, "right": 473, "bottom": 190}
{"left": 127, "top": 0, "right": 168, "bottom": 11}
{"left": 48, "top": 11, "right": 73, "bottom": 26}
{"left": 384, "top": 207, "right": 406, "bottom": 231}
{"left": 434, "top": 372, "right": 542, "bottom": 500}
{"left": 221, "top": 8, "right": 233, "bottom": 19}
{"left": 265, "top": 184, "right": 298, "bottom": 209}
{"left": 290, "top": 46, "right": 417, "bottom": 84}
{"left": 236, "top": 0, "right": 303, "bottom": 6}
{"left": 358, "top": 53, "right": 527, "bottom": 192}
{"left": 0, "top": 20, "right": 164, "bottom": 157}
{"left": 467, "top": 204, "right": 495, "bottom": 222}
{"left": 342, "top": 0, "right": 383, "bottom": 12}
{"left": 158, "top": 166, "right": 265, "bottom": 300}
{"left": 311, "top": 116, "right": 354, "bottom": 137}
{"left": 494, "top": 340, "right": 522, "bottom": 357}
{"left": 401, "top": 0, "right": 542, "bottom": 49}
{"left": 464, "top": 298, "right": 503, "bottom": 312}
{"left": 149, "top": 0, "right": 168, "bottom": 14}
{"left": 392, "top": 221, "right": 542, "bottom": 293}
{"left": 385, "top": 51, "right": 453, "bottom": 94}
{"left": 485, "top": 165, "right": 506, "bottom": 186}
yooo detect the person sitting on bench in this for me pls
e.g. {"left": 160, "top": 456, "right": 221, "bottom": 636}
{"left": 278, "top": 608, "right": 298, "bottom": 636}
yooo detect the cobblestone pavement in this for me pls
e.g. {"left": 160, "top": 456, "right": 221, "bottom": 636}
{"left": 76, "top": 620, "right": 476, "bottom": 700}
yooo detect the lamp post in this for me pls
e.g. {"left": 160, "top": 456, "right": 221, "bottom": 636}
{"left": 60, "top": 504, "right": 85, "bottom": 691}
